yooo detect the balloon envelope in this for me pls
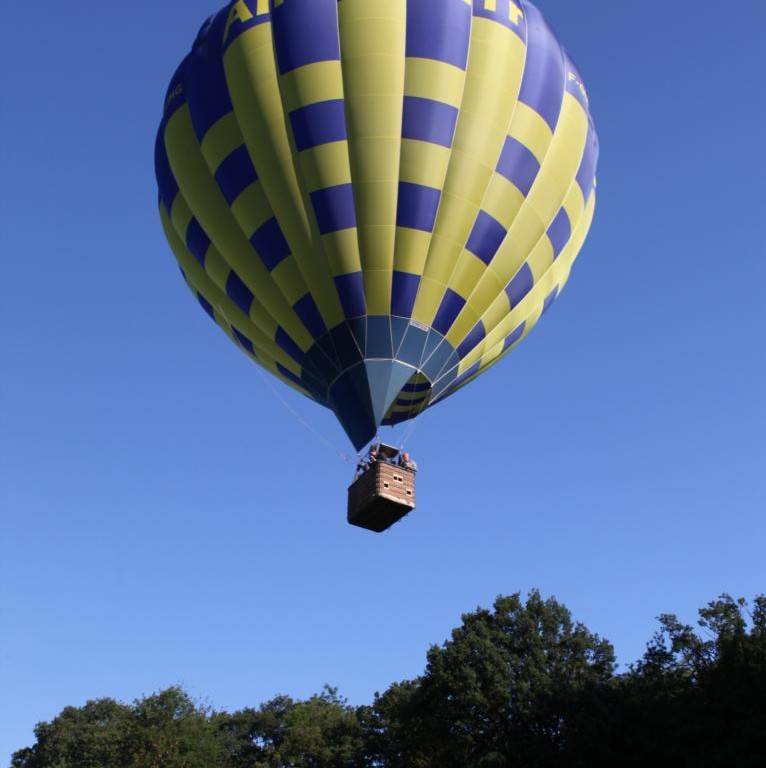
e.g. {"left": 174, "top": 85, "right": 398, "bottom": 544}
{"left": 155, "top": 0, "right": 598, "bottom": 450}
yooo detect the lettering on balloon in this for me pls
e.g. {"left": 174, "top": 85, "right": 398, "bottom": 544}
{"left": 482, "top": 0, "right": 524, "bottom": 25}
{"left": 223, "top": 0, "right": 270, "bottom": 45}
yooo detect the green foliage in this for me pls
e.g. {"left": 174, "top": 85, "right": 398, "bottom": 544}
{"left": 11, "top": 594, "right": 766, "bottom": 768}
{"left": 366, "top": 591, "right": 616, "bottom": 767}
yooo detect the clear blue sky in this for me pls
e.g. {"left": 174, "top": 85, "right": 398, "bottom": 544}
{"left": 2, "top": 0, "right": 765, "bottom": 760}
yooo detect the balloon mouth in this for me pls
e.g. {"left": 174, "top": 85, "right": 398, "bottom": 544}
{"left": 296, "top": 316, "right": 462, "bottom": 450}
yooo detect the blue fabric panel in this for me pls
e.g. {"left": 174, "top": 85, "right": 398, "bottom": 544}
{"left": 186, "top": 219, "right": 210, "bottom": 266}
{"left": 365, "top": 360, "right": 415, "bottom": 425}
{"left": 503, "top": 321, "right": 526, "bottom": 350}
{"left": 457, "top": 321, "right": 486, "bottom": 359}
{"left": 329, "top": 364, "right": 376, "bottom": 450}
{"left": 197, "top": 293, "right": 215, "bottom": 319}
{"left": 396, "top": 395, "right": 426, "bottom": 407}
{"left": 565, "top": 57, "right": 590, "bottom": 111}
{"left": 293, "top": 293, "right": 327, "bottom": 339}
{"left": 576, "top": 120, "right": 599, "bottom": 202}
{"left": 397, "top": 324, "right": 429, "bottom": 368}
{"left": 215, "top": 145, "right": 257, "bottom": 205}
{"left": 311, "top": 184, "right": 357, "bottom": 233}
{"left": 161, "top": 59, "right": 189, "bottom": 123}
{"left": 547, "top": 208, "right": 571, "bottom": 258}
{"left": 402, "top": 96, "right": 459, "bottom": 148}
{"left": 466, "top": 211, "right": 507, "bottom": 265}
{"left": 391, "top": 270, "right": 421, "bottom": 317}
{"left": 334, "top": 272, "right": 366, "bottom": 319}
{"left": 276, "top": 327, "right": 304, "bottom": 365}
{"left": 223, "top": 0, "right": 271, "bottom": 51}
{"left": 232, "top": 326, "right": 254, "bottom": 354}
{"left": 155, "top": 132, "right": 179, "bottom": 211}
{"left": 250, "top": 217, "right": 291, "bottom": 271}
{"left": 272, "top": 0, "right": 340, "bottom": 74}
{"left": 348, "top": 317, "right": 367, "bottom": 357}
{"left": 366, "top": 316, "right": 393, "bottom": 359}
{"left": 435, "top": 349, "right": 460, "bottom": 381}
{"left": 304, "top": 344, "right": 337, "bottom": 385}
{"left": 451, "top": 361, "right": 480, "bottom": 391}
{"left": 277, "top": 363, "right": 308, "bottom": 393}
{"left": 226, "top": 271, "right": 254, "bottom": 315}
{"left": 430, "top": 362, "right": 459, "bottom": 398}
{"left": 471, "top": 0, "right": 527, "bottom": 40}
{"left": 396, "top": 182, "right": 441, "bottom": 232}
{"left": 542, "top": 287, "right": 559, "bottom": 315}
{"left": 316, "top": 333, "right": 342, "bottom": 370}
{"left": 496, "top": 136, "right": 540, "bottom": 195}
{"left": 518, "top": 3, "right": 565, "bottom": 132}
{"left": 185, "top": 8, "right": 233, "bottom": 139}
{"left": 421, "top": 339, "right": 455, "bottom": 380}
{"left": 300, "top": 365, "right": 327, "bottom": 402}
{"left": 420, "top": 328, "right": 445, "bottom": 367}
{"left": 402, "top": 380, "right": 430, "bottom": 393}
{"left": 290, "top": 99, "right": 347, "bottom": 151}
{"left": 390, "top": 316, "right": 410, "bottom": 356}
{"left": 330, "top": 322, "right": 364, "bottom": 370}
{"left": 505, "top": 262, "right": 534, "bottom": 306}
{"left": 432, "top": 289, "right": 466, "bottom": 335}
{"left": 406, "top": 0, "right": 472, "bottom": 69}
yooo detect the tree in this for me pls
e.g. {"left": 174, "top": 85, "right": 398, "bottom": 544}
{"left": 11, "top": 594, "right": 766, "bottom": 768}
{"left": 576, "top": 594, "right": 766, "bottom": 767}
{"left": 364, "top": 591, "right": 616, "bottom": 767}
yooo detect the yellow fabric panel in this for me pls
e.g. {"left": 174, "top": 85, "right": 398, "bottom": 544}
{"left": 298, "top": 141, "right": 352, "bottom": 192}
{"left": 445, "top": 302, "right": 480, "bottom": 350}
{"left": 562, "top": 183, "right": 585, "bottom": 232}
{"left": 163, "top": 106, "right": 311, "bottom": 349}
{"left": 339, "top": 0, "right": 406, "bottom": 314}
{"left": 468, "top": 269, "right": 507, "bottom": 319}
{"left": 508, "top": 102, "right": 553, "bottom": 165}
{"left": 358, "top": 224, "right": 399, "bottom": 272}
{"left": 169, "top": 195, "right": 194, "bottom": 242}
{"left": 413, "top": 13, "right": 525, "bottom": 331}
{"left": 363, "top": 270, "right": 394, "bottom": 315}
{"left": 200, "top": 112, "right": 244, "bottom": 172}
{"left": 525, "top": 94, "right": 588, "bottom": 225}
{"left": 279, "top": 60, "right": 345, "bottom": 112}
{"left": 392, "top": 228, "right": 431, "bottom": 276}
{"left": 270, "top": 257, "right": 307, "bottom": 307}
{"left": 276, "top": 61, "right": 364, "bottom": 298}
{"left": 489, "top": 206, "right": 545, "bottom": 277}
{"left": 403, "top": 57, "right": 467, "bottom": 108}
{"left": 475, "top": 191, "right": 596, "bottom": 354}
{"left": 160, "top": 202, "right": 288, "bottom": 367}
{"left": 439, "top": 96, "right": 586, "bottom": 345}
{"left": 526, "top": 236, "right": 555, "bottom": 282}
{"left": 224, "top": 26, "right": 344, "bottom": 328}
{"left": 449, "top": 252, "right": 486, "bottom": 300}
{"left": 229, "top": 183, "right": 274, "bottom": 236}
{"left": 398, "top": 139, "right": 452, "bottom": 189}
{"left": 411, "top": 277, "right": 447, "bottom": 325}
{"left": 413, "top": 233, "right": 461, "bottom": 290}
{"left": 481, "top": 174, "right": 526, "bottom": 229}
{"left": 321, "top": 229, "right": 363, "bottom": 277}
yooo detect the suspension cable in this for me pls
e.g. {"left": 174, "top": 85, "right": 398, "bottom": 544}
{"left": 254, "top": 366, "right": 354, "bottom": 464}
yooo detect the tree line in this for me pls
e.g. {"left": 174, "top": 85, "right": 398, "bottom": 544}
{"left": 11, "top": 591, "right": 766, "bottom": 767}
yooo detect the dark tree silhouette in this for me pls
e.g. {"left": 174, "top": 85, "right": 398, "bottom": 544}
{"left": 11, "top": 593, "right": 766, "bottom": 768}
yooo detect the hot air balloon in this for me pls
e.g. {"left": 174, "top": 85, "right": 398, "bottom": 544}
{"left": 155, "top": 0, "right": 598, "bottom": 529}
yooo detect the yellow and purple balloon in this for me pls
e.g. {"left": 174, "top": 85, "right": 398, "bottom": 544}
{"left": 155, "top": 0, "right": 598, "bottom": 449}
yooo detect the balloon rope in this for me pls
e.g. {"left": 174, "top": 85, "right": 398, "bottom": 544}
{"left": 398, "top": 417, "right": 418, "bottom": 450}
{"left": 254, "top": 366, "right": 355, "bottom": 464}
